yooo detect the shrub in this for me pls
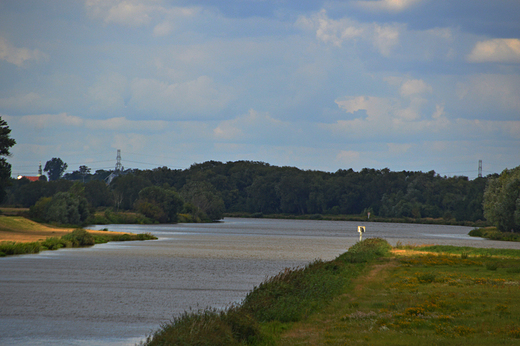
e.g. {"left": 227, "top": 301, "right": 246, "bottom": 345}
{"left": 61, "top": 229, "right": 95, "bottom": 247}
{"left": 341, "top": 238, "right": 392, "bottom": 263}
{"left": 41, "top": 237, "right": 68, "bottom": 250}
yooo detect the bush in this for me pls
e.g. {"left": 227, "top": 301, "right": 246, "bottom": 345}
{"left": 143, "top": 309, "right": 241, "bottom": 346}
{"left": 61, "top": 229, "right": 95, "bottom": 247}
{"left": 41, "top": 237, "right": 68, "bottom": 250}
{"left": 341, "top": 238, "right": 392, "bottom": 263}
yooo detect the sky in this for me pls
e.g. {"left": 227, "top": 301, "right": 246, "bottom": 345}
{"left": 1, "top": 0, "right": 519, "bottom": 179}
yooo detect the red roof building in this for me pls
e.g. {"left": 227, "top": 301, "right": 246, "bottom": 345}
{"left": 17, "top": 176, "right": 40, "bottom": 182}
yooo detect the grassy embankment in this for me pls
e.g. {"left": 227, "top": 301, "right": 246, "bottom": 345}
{"left": 224, "top": 212, "right": 489, "bottom": 227}
{"left": 141, "top": 239, "right": 520, "bottom": 346}
{"left": 0, "top": 215, "right": 156, "bottom": 257}
{"left": 469, "top": 226, "right": 520, "bottom": 242}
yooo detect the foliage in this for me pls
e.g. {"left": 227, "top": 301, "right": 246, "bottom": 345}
{"left": 181, "top": 181, "right": 225, "bottom": 221}
{"left": 0, "top": 117, "right": 16, "bottom": 204}
{"left": 86, "top": 209, "right": 152, "bottom": 225}
{"left": 483, "top": 165, "right": 520, "bottom": 232}
{"left": 3, "top": 160, "right": 496, "bottom": 225}
{"left": 142, "top": 307, "right": 260, "bottom": 346}
{"left": 44, "top": 157, "right": 68, "bottom": 181}
{"left": 341, "top": 237, "right": 393, "bottom": 263}
{"left": 61, "top": 229, "right": 95, "bottom": 246}
{"left": 135, "top": 185, "right": 183, "bottom": 223}
{"left": 29, "top": 183, "right": 89, "bottom": 225}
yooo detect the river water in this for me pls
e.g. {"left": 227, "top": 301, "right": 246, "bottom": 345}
{"left": 1, "top": 218, "right": 519, "bottom": 345}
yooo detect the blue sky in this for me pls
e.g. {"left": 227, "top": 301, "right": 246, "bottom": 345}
{"left": 1, "top": 0, "right": 519, "bottom": 179}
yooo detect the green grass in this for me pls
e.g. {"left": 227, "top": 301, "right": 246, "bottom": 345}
{"left": 0, "top": 229, "right": 157, "bottom": 257}
{"left": 279, "top": 251, "right": 520, "bottom": 345}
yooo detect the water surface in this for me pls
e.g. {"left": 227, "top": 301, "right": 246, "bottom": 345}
{"left": 1, "top": 218, "right": 518, "bottom": 345}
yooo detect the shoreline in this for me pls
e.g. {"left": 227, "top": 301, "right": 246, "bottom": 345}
{"left": 0, "top": 215, "right": 131, "bottom": 243}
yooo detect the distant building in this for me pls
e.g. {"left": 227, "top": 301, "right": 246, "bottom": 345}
{"left": 17, "top": 175, "right": 40, "bottom": 182}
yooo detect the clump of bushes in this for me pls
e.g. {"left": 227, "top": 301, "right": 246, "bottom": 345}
{"left": 62, "top": 229, "right": 95, "bottom": 246}
{"left": 143, "top": 307, "right": 261, "bottom": 346}
{"left": 340, "top": 237, "right": 393, "bottom": 263}
{"left": 469, "top": 227, "right": 520, "bottom": 242}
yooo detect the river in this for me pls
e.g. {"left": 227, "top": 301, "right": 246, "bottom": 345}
{"left": 1, "top": 218, "right": 518, "bottom": 345}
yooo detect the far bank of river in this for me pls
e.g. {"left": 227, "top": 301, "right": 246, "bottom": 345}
{"left": 1, "top": 218, "right": 518, "bottom": 345}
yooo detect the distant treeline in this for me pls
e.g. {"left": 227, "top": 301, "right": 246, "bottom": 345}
{"left": 5, "top": 161, "right": 492, "bottom": 223}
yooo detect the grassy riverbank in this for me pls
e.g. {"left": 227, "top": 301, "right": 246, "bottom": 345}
{"left": 141, "top": 239, "right": 520, "bottom": 346}
{"left": 224, "top": 212, "right": 489, "bottom": 227}
{"left": 0, "top": 215, "right": 157, "bottom": 256}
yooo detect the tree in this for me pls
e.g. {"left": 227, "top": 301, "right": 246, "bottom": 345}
{"left": 134, "top": 185, "right": 184, "bottom": 223}
{"left": 78, "top": 165, "right": 91, "bottom": 183}
{"left": 181, "top": 181, "right": 225, "bottom": 221}
{"left": 483, "top": 166, "right": 520, "bottom": 232}
{"left": 0, "top": 117, "right": 16, "bottom": 204}
{"left": 44, "top": 158, "right": 68, "bottom": 181}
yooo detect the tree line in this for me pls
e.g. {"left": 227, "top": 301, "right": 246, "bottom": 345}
{"left": 4, "top": 159, "right": 498, "bottom": 225}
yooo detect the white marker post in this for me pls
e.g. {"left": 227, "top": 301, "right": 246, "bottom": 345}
{"left": 357, "top": 226, "right": 365, "bottom": 241}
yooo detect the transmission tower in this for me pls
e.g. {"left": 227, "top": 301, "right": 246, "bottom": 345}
{"left": 105, "top": 149, "right": 123, "bottom": 185}
{"left": 115, "top": 149, "right": 122, "bottom": 172}
{"left": 478, "top": 160, "right": 482, "bottom": 178}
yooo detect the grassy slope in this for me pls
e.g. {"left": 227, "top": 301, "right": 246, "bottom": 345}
{"left": 277, "top": 248, "right": 520, "bottom": 345}
{"left": 0, "top": 215, "right": 125, "bottom": 243}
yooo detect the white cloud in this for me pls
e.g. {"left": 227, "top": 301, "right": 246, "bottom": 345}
{"left": 373, "top": 24, "right": 400, "bottom": 56}
{"left": 335, "top": 95, "right": 396, "bottom": 122}
{"left": 387, "top": 143, "right": 412, "bottom": 154}
{"left": 213, "top": 109, "right": 285, "bottom": 141}
{"left": 85, "top": 0, "right": 199, "bottom": 29}
{"left": 297, "top": 10, "right": 400, "bottom": 55}
{"left": 467, "top": 39, "right": 520, "bottom": 63}
{"left": 85, "top": 0, "right": 157, "bottom": 26}
{"left": 153, "top": 21, "right": 173, "bottom": 36}
{"left": 400, "top": 79, "right": 432, "bottom": 96}
{"left": 354, "top": 0, "right": 424, "bottom": 12}
{"left": 0, "top": 37, "right": 47, "bottom": 67}
{"left": 15, "top": 113, "right": 84, "bottom": 129}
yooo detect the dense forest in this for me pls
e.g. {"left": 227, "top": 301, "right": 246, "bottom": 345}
{"left": 4, "top": 160, "right": 493, "bottom": 224}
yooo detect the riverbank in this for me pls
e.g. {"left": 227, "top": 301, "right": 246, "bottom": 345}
{"left": 0, "top": 215, "right": 127, "bottom": 243}
{"left": 224, "top": 212, "right": 489, "bottom": 228}
{"left": 142, "top": 239, "right": 520, "bottom": 345}
{"left": 0, "top": 215, "right": 157, "bottom": 256}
